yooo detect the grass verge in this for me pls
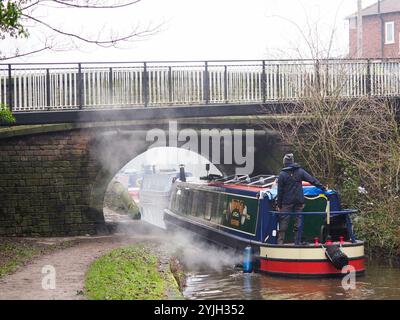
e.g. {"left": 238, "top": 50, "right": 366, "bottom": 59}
{"left": 0, "top": 238, "right": 77, "bottom": 278}
{"left": 84, "top": 244, "right": 183, "bottom": 300}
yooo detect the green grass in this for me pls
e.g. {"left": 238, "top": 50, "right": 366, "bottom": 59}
{"left": 85, "top": 244, "right": 182, "bottom": 300}
{"left": 0, "top": 239, "right": 43, "bottom": 277}
{"left": 0, "top": 238, "right": 77, "bottom": 278}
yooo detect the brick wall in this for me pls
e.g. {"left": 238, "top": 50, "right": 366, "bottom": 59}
{"left": 349, "top": 13, "right": 400, "bottom": 58}
{"left": 349, "top": 25, "right": 357, "bottom": 58}
{"left": 0, "top": 130, "right": 104, "bottom": 236}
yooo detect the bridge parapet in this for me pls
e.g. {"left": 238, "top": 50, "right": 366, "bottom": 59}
{"left": 1, "top": 59, "right": 400, "bottom": 112}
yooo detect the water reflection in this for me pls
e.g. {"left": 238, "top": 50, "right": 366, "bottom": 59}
{"left": 183, "top": 259, "right": 400, "bottom": 300}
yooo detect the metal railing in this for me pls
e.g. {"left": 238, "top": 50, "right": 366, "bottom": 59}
{"left": 268, "top": 209, "right": 357, "bottom": 245}
{"left": 1, "top": 59, "right": 400, "bottom": 112}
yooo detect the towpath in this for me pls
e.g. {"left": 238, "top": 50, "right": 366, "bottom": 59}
{"left": 0, "top": 218, "right": 166, "bottom": 300}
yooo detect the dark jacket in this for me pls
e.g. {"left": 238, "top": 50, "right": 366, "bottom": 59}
{"left": 277, "top": 163, "right": 325, "bottom": 208}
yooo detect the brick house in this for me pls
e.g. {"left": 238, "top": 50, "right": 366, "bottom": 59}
{"left": 348, "top": 0, "right": 400, "bottom": 58}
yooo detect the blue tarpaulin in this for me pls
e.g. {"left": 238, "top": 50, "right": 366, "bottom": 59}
{"left": 303, "top": 186, "right": 336, "bottom": 196}
{"left": 265, "top": 186, "right": 336, "bottom": 200}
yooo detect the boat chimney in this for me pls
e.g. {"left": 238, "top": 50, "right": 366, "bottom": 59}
{"left": 205, "top": 163, "right": 210, "bottom": 178}
{"left": 179, "top": 164, "right": 186, "bottom": 182}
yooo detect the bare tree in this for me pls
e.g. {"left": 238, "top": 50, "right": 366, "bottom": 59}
{"left": 262, "top": 1, "right": 400, "bottom": 190}
{"left": 262, "top": 3, "right": 400, "bottom": 254}
{"left": 0, "top": 0, "right": 162, "bottom": 60}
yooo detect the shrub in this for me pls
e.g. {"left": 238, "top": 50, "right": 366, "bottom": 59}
{"left": 0, "top": 104, "right": 16, "bottom": 124}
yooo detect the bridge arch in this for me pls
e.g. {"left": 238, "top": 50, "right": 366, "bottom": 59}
{"left": 1, "top": 122, "right": 260, "bottom": 236}
{"left": 89, "top": 140, "right": 227, "bottom": 232}
{"left": 102, "top": 147, "right": 223, "bottom": 224}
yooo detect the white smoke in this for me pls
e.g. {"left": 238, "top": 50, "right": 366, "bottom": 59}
{"left": 163, "top": 229, "right": 242, "bottom": 273}
{"left": 91, "top": 123, "right": 242, "bottom": 272}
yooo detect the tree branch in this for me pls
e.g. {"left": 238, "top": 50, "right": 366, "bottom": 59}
{"left": 21, "top": 13, "right": 160, "bottom": 48}
{"left": 48, "top": 0, "right": 142, "bottom": 9}
{"left": 21, "top": 0, "right": 42, "bottom": 11}
{"left": 0, "top": 45, "right": 50, "bottom": 60}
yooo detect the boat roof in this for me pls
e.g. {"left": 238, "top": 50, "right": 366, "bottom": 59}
{"left": 210, "top": 174, "right": 277, "bottom": 187}
{"left": 176, "top": 174, "right": 335, "bottom": 199}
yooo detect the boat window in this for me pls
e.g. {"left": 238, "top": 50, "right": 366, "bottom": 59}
{"left": 196, "top": 191, "right": 206, "bottom": 218}
{"left": 177, "top": 189, "right": 183, "bottom": 214}
{"left": 171, "top": 187, "right": 181, "bottom": 212}
{"left": 180, "top": 189, "right": 190, "bottom": 215}
{"left": 190, "top": 190, "right": 199, "bottom": 217}
{"left": 204, "top": 192, "right": 213, "bottom": 220}
{"left": 208, "top": 192, "right": 219, "bottom": 223}
{"left": 221, "top": 194, "right": 227, "bottom": 221}
{"left": 186, "top": 189, "right": 195, "bottom": 215}
{"left": 214, "top": 193, "right": 227, "bottom": 224}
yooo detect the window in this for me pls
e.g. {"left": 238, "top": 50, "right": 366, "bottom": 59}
{"left": 181, "top": 189, "right": 192, "bottom": 215}
{"left": 212, "top": 193, "right": 227, "bottom": 224}
{"left": 171, "top": 188, "right": 181, "bottom": 212}
{"left": 385, "top": 21, "right": 395, "bottom": 44}
{"left": 196, "top": 191, "right": 206, "bottom": 218}
{"left": 190, "top": 190, "right": 198, "bottom": 217}
{"left": 204, "top": 192, "right": 213, "bottom": 221}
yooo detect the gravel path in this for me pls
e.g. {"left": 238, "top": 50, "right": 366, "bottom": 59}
{"left": 0, "top": 220, "right": 166, "bottom": 300}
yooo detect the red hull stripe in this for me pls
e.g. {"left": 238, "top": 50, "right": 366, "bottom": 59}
{"left": 260, "top": 258, "right": 365, "bottom": 275}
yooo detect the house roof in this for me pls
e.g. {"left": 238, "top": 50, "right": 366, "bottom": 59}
{"left": 347, "top": 0, "right": 400, "bottom": 19}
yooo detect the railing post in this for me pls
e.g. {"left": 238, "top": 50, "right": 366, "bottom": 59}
{"left": 46, "top": 68, "right": 51, "bottom": 109}
{"left": 143, "top": 62, "right": 149, "bottom": 107}
{"left": 262, "top": 60, "right": 266, "bottom": 103}
{"left": 295, "top": 215, "right": 304, "bottom": 245}
{"left": 273, "top": 212, "right": 278, "bottom": 245}
{"left": 325, "top": 62, "right": 329, "bottom": 97}
{"left": 276, "top": 64, "right": 280, "bottom": 99}
{"left": 7, "top": 64, "right": 13, "bottom": 111}
{"left": 168, "top": 66, "right": 172, "bottom": 104}
{"left": 315, "top": 59, "right": 321, "bottom": 94}
{"left": 224, "top": 65, "right": 228, "bottom": 103}
{"left": 108, "top": 67, "right": 113, "bottom": 104}
{"left": 203, "top": 61, "right": 210, "bottom": 104}
{"left": 366, "top": 59, "right": 371, "bottom": 96}
{"left": 77, "top": 63, "right": 83, "bottom": 109}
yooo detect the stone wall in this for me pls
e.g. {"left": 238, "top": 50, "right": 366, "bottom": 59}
{"left": 0, "top": 129, "right": 103, "bottom": 236}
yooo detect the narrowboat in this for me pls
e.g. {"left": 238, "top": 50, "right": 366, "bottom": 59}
{"left": 139, "top": 167, "right": 193, "bottom": 229}
{"left": 164, "top": 172, "right": 365, "bottom": 278}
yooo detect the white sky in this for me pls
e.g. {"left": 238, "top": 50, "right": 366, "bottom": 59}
{"left": 122, "top": 147, "right": 221, "bottom": 178}
{"left": 3, "top": 0, "right": 377, "bottom": 63}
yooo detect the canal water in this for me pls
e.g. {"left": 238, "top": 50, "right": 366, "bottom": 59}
{"left": 183, "top": 258, "right": 400, "bottom": 300}
{"left": 127, "top": 209, "right": 400, "bottom": 300}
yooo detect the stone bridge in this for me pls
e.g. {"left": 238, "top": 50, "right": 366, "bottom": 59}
{"left": 0, "top": 117, "right": 283, "bottom": 236}
{"left": 3, "top": 58, "right": 400, "bottom": 237}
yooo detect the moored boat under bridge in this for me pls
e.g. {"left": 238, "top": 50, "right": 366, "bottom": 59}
{"left": 1, "top": 59, "right": 400, "bottom": 113}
